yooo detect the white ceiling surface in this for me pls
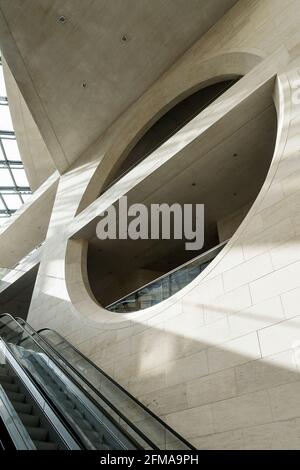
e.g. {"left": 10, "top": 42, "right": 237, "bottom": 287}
{"left": 0, "top": 0, "right": 238, "bottom": 171}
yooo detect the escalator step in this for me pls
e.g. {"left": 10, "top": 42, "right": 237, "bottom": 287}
{"left": 12, "top": 401, "right": 33, "bottom": 414}
{"left": 33, "top": 440, "right": 58, "bottom": 450}
{"left": 0, "top": 374, "right": 14, "bottom": 384}
{"left": 1, "top": 381, "right": 19, "bottom": 392}
{"left": 6, "top": 391, "right": 26, "bottom": 403}
{"left": 18, "top": 413, "right": 40, "bottom": 427}
{"left": 27, "top": 426, "right": 48, "bottom": 442}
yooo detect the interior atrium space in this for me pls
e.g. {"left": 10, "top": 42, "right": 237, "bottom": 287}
{"left": 1, "top": 0, "right": 300, "bottom": 457}
{"left": 87, "top": 80, "right": 277, "bottom": 310}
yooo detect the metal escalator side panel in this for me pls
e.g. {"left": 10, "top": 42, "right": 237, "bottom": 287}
{"left": 37, "top": 327, "right": 194, "bottom": 450}
{"left": 15, "top": 314, "right": 194, "bottom": 450}
{"left": 0, "top": 384, "right": 36, "bottom": 450}
{"left": 1, "top": 314, "right": 142, "bottom": 449}
{"left": 10, "top": 343, "right": 134, "bottom": 450}
{"left": 0, "top": 339, "right": 81, "bottom": 450}
{"left": 13, "top": 319, "right": 146, "bottom": 449}
{"left": 19, "top": 323, "right": 156, "bottom": 449}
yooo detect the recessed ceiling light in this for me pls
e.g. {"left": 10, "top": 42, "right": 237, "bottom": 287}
{"left": 121, "top": 34, "right": 129, "bottom": 42}
{"left": 57, "top": 15, "right": 67, "bottom": 24}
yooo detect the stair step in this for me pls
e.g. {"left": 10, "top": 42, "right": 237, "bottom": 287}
{"left": 1, "top": 382, "right": 19, "bottom": 393}
{"left": 12, "top": 401, "right": 33, "bottom": 414}
{"left": 33, "top": 440, "right": 58, "bottom": 450}
{"left": 18, "top": 413, "right": 40, "bottom": 427}
{"left": 27, "top": 426, "right": 48, "bottom": 442}
{"left": 6, "top": 391, "right": 26, "bottom": 403}
{"left": 0, "top": 374, "right": 13, "bottom": 383}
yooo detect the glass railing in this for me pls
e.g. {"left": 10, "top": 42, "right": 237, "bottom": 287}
{"left": 0, "top": 314, "right": 140, "bottom": 450}
{"left": 0, "top": 337, "right": 78, "bottom": 450}
{"left": 38, "top": 328, "right": 193, "bottom": 450}
{"left": 33, "top": 326, "right": 194, "bottom": 450}
{"left": 106, "top": 240, "right": 227, "bottom": 313}
{"left": 1, "top": 313, "right": 194, "bottom": 449}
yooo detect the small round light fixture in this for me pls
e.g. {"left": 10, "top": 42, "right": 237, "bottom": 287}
{"left": 121, "top": 34, "right": 129, "bottom": 43}
{"left": 57, "top": 15, "right": 67, "bottom": 24}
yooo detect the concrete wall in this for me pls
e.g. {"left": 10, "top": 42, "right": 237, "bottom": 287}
{"left": 14, "top": 0, "right": 300, "bottom": 449}
{"left": 217, "top": 202, "right": 253, "bottom": 243}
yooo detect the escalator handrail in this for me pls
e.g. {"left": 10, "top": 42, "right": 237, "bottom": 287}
{"left": 19, "top": 323, "right": 149, "bottom": 450}
{"left": 0, "top": 313, "right": 149, "bottom": 449}
{"left": 35, "top": 324, "right": 196, "bottom": 450}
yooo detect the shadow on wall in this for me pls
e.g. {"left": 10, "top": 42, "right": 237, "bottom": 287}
{"left": 26, "top": 55, "right": 300, "bottom": 448}
{"left": 0, "top": 265, "right": 39, "bottom": 320}
{"left": 31, "top": 268, "right": 300, "bottom": 449}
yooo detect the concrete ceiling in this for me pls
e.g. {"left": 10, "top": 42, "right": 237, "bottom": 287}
{"left": 0, "top": 0, "right": 237, "bottom": 172}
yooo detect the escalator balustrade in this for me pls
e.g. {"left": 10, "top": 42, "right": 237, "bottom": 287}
{"left": 0, "top": 313, "right": 194, "bottom": 450}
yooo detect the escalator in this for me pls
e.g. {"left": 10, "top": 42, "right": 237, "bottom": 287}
{"left": 0, "top": 363, "right": 64, "bottom": 449}
{"left": 0, "top": 313, "right": 194, "bottom": 450}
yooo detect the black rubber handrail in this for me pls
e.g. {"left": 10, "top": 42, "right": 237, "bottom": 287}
{"left": 0, "top": 313, "right": 143, "bottom": 450}
{"left": 36, "top": 325, "right": 196, "bottom": 450}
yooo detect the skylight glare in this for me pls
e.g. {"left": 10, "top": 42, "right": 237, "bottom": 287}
{"left": 0, "top": 55, "right": 31, "bottom": 226}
